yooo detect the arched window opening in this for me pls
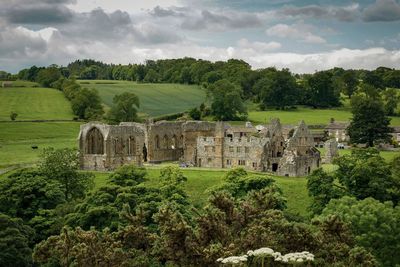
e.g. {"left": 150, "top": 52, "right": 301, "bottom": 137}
{"left": 179, "top": 135, "right": 184, "bottom": 148}
{"left": 86, "top": 127, "right": 104, "bottom": 154}
{"left": 155, "top": 135, "right": 160, "bottom": 149}
{"left": 114, "top": 138, "right": 123, "bottom": 155}
{"left": 171, "top": 135, "right": 177, "bottom": 149}
{"left": 128, "top": 136, "right": 136, "bottom": 155}
{"left": 163, "top": 135, "right": 168, "bottom": 149}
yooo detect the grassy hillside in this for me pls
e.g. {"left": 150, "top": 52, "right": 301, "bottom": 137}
{"left": 77, "top": 80, "right": 206, "bottom": 117}
{"left": 0, "top": 86, "right": 74, "bottom": 120}
{"left": 248, "top": 107, "right": 400, "bottom": 126}
{"left": 0, "top": 122, "right": 80, "bottom": 168}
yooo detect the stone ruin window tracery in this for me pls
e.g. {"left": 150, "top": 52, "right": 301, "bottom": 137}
{"left": 86, "top": 127, "right": 104, "bottom": 154}
{"left": 114, "top": 138, "right": 123, "bottom": 155}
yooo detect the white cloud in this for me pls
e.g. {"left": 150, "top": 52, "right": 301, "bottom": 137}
{"left": 266, "top": 23, "right": 326, "bottom": 44}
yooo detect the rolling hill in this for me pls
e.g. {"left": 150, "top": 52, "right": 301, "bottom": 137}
{"left": 77, "top": 80, "right": 206, "bottom": 117}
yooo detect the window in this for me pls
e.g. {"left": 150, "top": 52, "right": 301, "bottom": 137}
{"left": 155, "top": 135, "right": 160, "bottom": 149}
{"left": 212, "top": 146, "right": 215, "bottom": 152}
{"left": 208, "top": 158, "right": 212, "bottom": 163}
{"left": 238, "top": 160, "right": 246, "bottom": 166}
{"left": 237, "top": 147, "right": 241, "bottom": 153}
{"left": 229, "top": 146, "right": 234, "bottom": 152}
{"left": 226, "top": 159, "right": 232, "bottom": 165}
{"left": 252, "top": 162, "right": 257, "bottom": 168}
{"left": 245, "top": 147, "right": 249, "bottom": 153}
{"left": 128, "top": 137, "right": 135, "bottom": 155}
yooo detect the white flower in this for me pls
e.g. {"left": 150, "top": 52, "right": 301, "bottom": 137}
{"left": 218, "top": 255, "right": 248, "bottom": 264}
{"left": 247, "top": 247, "right": 274, "bottom": 257}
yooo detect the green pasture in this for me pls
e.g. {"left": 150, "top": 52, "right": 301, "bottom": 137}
{"left": 92, "top": 167, "right": 310, "bottom": 216}
{"left": 247, "top": 107, "right": 400, "bottom": 126}
{"left": 0, "top": 86, "right": 74, "bottom": 120}
{"left": 77, "top": 80, "right": 206, "bottom": 117}
{"left": 0, "top": 122, "right": 80, "bottom": 168}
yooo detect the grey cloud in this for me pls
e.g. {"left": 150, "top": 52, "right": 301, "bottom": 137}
{"left": 2, "top": 0, "right": 76, "bottom": 24}
{"left": 151, "top": 7, "right": 263, "bottom": 31}
{"left": 362, "top": 0, "right": 400, "bottom": 22}
{"left": 279, "top": 4, "right": 360, "bottom": 22}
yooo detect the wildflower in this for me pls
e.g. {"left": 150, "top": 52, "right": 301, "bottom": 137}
{"left": 217, "top": 255, "right": 248, "bottom": 265}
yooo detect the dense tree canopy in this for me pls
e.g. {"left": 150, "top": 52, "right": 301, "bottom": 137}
{"left": 107, "top": 92, "right": 140, "bottom": 123}
{"left": 39, "top": 148, "right": 94, "bottom": 201}
{"left": 208, "top": 79, "right": 247, "bottom": 121}
{"left": 319, "top": 197, "right": 400, "bottom": 266}
{"left": 348, "top": 95, "right": 392, "bottom": 146}
{"left": 308, "top": 149, "right": 400, "bottom": 214}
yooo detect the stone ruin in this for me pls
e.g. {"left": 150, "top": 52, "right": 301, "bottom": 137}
{"left": 78, "top": 119, "right": 321, "bottom": 177}
{"left": 322, "top": 139, "right": 339, "bottom": 164}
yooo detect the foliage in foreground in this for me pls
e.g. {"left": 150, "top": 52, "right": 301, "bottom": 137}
{"left": 31, "top": 168, "right": 376, "bottom": 266}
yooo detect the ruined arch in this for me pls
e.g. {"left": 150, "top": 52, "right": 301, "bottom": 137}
{"left": 128, "top": 136, "right": 136, "bottom": 155}
{"left": 162, "top": 134, "right": 168, "bottom": 149}
{"left": 171, "top": 135, "right": 177, "bottom": 149}
{"left": 86, "top": 127, "right": 104, "bottom": 154}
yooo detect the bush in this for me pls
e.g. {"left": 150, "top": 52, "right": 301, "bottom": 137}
{"left": 9, "top": 112, "right": 18, "bottom": 121}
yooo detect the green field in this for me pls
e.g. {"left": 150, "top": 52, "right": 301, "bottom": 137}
{"left": 248, "top": 107, "right": 400, "bottom": 126}
{"left": 77, "top": 80, "right": 206, "bottom": 117}
{"left": 93, "top": 167, "right": 310, "bottom": 216}
{"left": 0, "top": 122, "right": 80, "bottom": 168}
{"left": 0, "top": 86, "right": 74, "bottom": 120}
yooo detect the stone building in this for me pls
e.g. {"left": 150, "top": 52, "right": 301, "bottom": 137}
{"left": 78, "top": 119, "right": 320, "bottom": 177}
{"left": 325, "top": 119, "right": 350, "bottom": 143}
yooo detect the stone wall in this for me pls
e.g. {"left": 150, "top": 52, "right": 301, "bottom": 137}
{"left": 79, "top": 122, "right": 145, "bottom": 171}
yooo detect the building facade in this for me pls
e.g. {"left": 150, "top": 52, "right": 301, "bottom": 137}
{"left": 78, "top": 119, "right": 320, "bottom": 177}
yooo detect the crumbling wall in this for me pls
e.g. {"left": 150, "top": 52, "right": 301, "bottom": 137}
{"left": 147, "top": 121, "right": 184, "bottom": 163}
{"left": 277, "top": 121, "right": 321, "bottom": 177}
{"left": 79, "top": 122, "right": 145, "bottom": 171}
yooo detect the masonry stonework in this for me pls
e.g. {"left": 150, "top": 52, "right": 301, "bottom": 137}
{"left": 79, "top": 119, "right": 320, "bottom": 177}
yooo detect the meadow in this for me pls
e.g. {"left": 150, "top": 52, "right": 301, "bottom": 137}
{"left": 0, "top": 86, "right": 74, "bottom": 120}
{"left": 248, "top": 106, "right": 400, "bottom": 126}
{"left": 77, "top": 80, "right": 206, "bottom": 117}
{"left": 0, "top": 122, "right": 80, "bottom": 168}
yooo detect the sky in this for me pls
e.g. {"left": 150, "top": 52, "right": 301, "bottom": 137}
{"left": 1, "top": 0, "right": 400, "bottom": 73}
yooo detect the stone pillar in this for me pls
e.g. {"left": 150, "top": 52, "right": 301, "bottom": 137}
{"left": 323, "top": 139, "right": 339, "bottom": 164}
{"left": 214, "top": 122, "right": 225, "bottom": 168}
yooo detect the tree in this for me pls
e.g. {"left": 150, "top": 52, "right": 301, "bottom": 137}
{"left": 254, "top": 69, "right": 299, "bottom": 110}
{"left": 318, "top": 197, "right": 400, "bottom": 266}
{"left": 0, "top": 213, "right": 34, "bottom": 267}
{"left": 0, "top": 169, "right": 65, "bottom": 221}
{"left": 71, "top": 87, "right": 104, "bottom": 120}
{"left": 207, "top": 79, "right": 247, "bottom": 121}
{"left": 307, "top": 149, "right": 400, "bottom": 214}
{"left": 108, "top": 165, "right": 147, "bottom": 187}
{"left": 306, "top": 71, "right": 341, "bottom": 108}
{"left": 39, "top": 148, "right": 94, "bottom": 201}
{"left": 189, "top": 107, "right": 201, "bottom": 120}
{"left": 36, "top": 67, "right": 61, "bottom": 87}
{"left": 342, "top": 70, "right": 359, "bottom": 98}
{"left": 107, "top": 92, "right": 140, "bottom": 123}
{"left": 382, "top": 88, "right": 399, "bottom": 116}
{"left": 9, "top": 111, "right": 18, "bottom": 121}
{"left": 348, "top": 95, "right": 392, "bottom": 146}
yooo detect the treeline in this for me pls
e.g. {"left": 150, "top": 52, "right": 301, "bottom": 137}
{"left": 2, "top": 148, "right": 399, "bottom": 266}
{"left": 17, "top": 59, "right": 400, "bottom": 108}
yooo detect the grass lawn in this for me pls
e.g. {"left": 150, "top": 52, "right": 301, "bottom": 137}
{"left": 0, "top": 122, "right": 81, "bottom": 168}
{"left": 248, "top": 107, "right": 400, "bottom": 126}
{"left": 92, "top": 167, "right": 311, "bottom": 217}
{"left": 77, "top": 80, "right": 206, "bottom": 117}
{"left": 0, "top": 87, "right": 74, "bottom": 120}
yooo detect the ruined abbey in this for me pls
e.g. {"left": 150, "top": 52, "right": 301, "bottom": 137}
{"left": 78, "top": 119, "right": 321, "bottom": 177}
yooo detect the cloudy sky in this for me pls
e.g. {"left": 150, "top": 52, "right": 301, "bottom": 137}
{"left": 1, "top": 0, "right": 400, "bottom": 73}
